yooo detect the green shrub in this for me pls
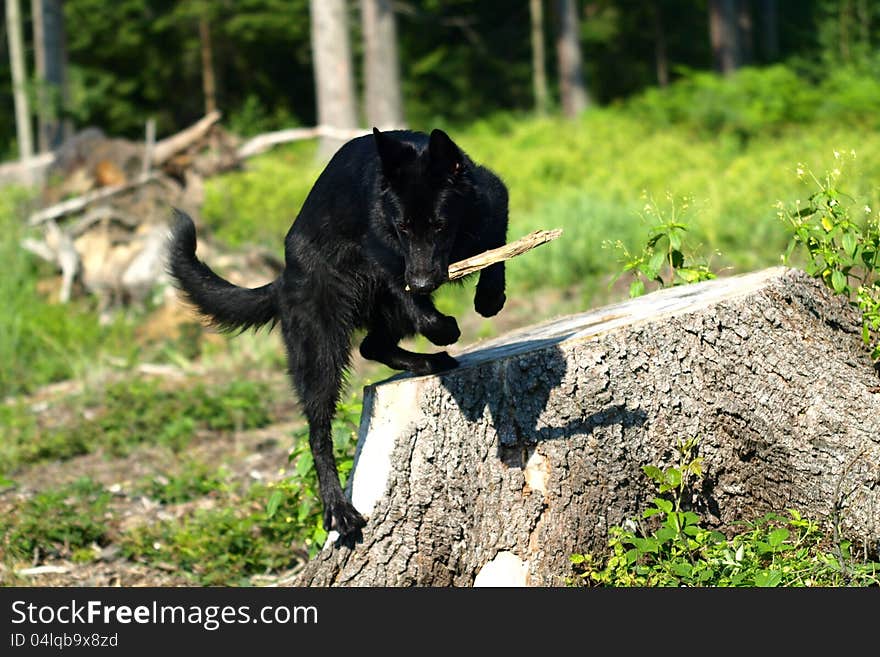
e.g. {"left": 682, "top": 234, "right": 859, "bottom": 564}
{"left": 0, "top": 477, "right": 111, "bottom": 562}
{"left": 571, "top": 439, "right": 880, "bottom": 587}
{"left": 202, "top": 142, "right": 322, "bottom": 247}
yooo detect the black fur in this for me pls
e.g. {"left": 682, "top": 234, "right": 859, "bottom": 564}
{"left": 167, "top": 127, "right": 508, "bottom": 545}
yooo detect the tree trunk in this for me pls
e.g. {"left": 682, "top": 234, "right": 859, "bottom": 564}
{"left": 652, "top": 0, "right": 669, "bottom": 87}
{"left": 6, "top": 0, "right": 34, "bottom": 162}
{"left": 295, "top": 268, "right": 880, "bottom": 586}
{"left": 360, "top": 0, "right": 404, "bottom": 130}
{"left": 310, "top": 0, "right": 359, "bottom": 160}
{"left": 709, "top": 0, "right": 740, "bottom": 75}
{"left": 554, "top": 0, "right": 589, "bottom": 118}
{"left": 530, "top": 0, "right": 549, "bottom": 114}
{"left": 736, "top": 0, "right": 754, "bottom": 65}
{"left": 199, "top": 13, "right": 217, "bottom": 116}
{"left": 32, "top": 0, "right": 70, "bottom": 151}
{"left": 759, "top": 0, "right": 779, "bottom": 61}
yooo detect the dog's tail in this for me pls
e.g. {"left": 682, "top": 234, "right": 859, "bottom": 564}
{"left": 167, "top": 208, "right": 278, "bottom": 333}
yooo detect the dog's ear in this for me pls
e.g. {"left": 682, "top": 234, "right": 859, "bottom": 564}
{"left": 428, "top": 128, "right": 463, "bottom": 179}
{"left": 373, "top": 127, "right": 413, "bottom": 179}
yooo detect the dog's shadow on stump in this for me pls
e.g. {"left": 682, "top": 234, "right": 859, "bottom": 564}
{"left": 439, "top": 339, "right": 647, "bottom": 463}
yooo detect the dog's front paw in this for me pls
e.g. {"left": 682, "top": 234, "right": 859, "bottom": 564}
{"left": 323, "top": 500, "right": 366, "bottom": 546}
{"left": 474, "top": 286, "right": 506, "bottom": 317}
{"left": 421, "top": 314, "right": 460, "bottom": 346}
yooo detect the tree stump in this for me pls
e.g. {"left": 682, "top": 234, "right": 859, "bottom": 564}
{"left": 295, "top": 267, "right": 880, "bottom": 586}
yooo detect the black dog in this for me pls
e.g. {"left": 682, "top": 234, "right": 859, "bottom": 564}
{"left": 168, "top": 127, "right": 508, "bottom": 544}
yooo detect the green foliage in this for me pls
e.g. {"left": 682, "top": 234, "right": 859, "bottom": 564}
{"left": 778, "top": 151, "right": 880, "bottom": 360}
{"left": 202, "top": 143, "right": 322, "bottom": 247}
{"left": 627, "top": 64, "right": 880, "bottom": 140}
{"left": 570, "top": 439, "right": 880, "bottom": 587}
{"left": 118, "top": 395, "right": 362, "bottom": 584}
{"left": 0, "top": 477, "right": 111, "bottom": 562}
{"left": 121, "top": 483, "right": 303, "bottom": 586}
{"left": 137, "top": 462, "right": 228, "bottom": 505}
{"left": 62, "top": 0, "right": 312, "bottom": 139}
{"left": 1, "top": 378, "right": 276, "bottom": 476}
{"left": 266, "top": 395, "right": 363, "bottom": 555}
{"left": 628, "top": 66, "right": 819, "bottom": 139}
{"left": 604, "top": 192, "right": 717, "bottom": 298}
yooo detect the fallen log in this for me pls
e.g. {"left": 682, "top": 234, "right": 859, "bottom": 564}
{"left": 27, "top": 173, "right": 158, "bottom": 225}
{"left": 237, "top": 125, "right": 373, "bottom": 159}
{"left": 0, "top": 152, "right": 54, "bottom": 186}
{"left": 151, "top": 110, "right": 221, "bottom": 165}
{"left": 295, "top": 267, "right": 880, "bottom": 586}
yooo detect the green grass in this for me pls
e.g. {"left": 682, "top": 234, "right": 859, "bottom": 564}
{"left": 135, "top": 461, "right": 229, "bottom": 505}
{"left": 0, "top": 477, "right": 112, "bottom": 562}
{"left": 0, "top": 378, "right": 278, "bottom": 477}
{"left": 120, "top": 396, "right": 362, "bottom": 585}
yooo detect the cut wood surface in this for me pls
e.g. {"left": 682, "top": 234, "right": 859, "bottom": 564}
{"left": 447, "top": 228, "right": 563, "bottom": 280}
{"left": 295, "top": 267, "right": 880, "bottom": 586}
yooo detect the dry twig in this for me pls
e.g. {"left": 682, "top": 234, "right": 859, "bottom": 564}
{"left": 447, "top": 228, "right": 563, "bottom": 280}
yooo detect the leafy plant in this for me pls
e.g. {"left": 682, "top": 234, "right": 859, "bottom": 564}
{"left": 266, "top": 395, "right": 363, "bottom": 555}
{"left": 605, "top": 192, "right": 717, "bottom": 298}
{"left": 0, "top": 477, "right": 111, "bottom": 562}
{"left": 121, "top": 394, "right": 361, "bottom": 586}
{"left": 570, "top": 438, "right": 880, "bottom": 587}
{"left": 137, "top": 462, "right": 229, "bottom": 505}
{"left": 779, "top": 150, "right": 880, "bottom": 360}
{"left": 121, "top": 484, "right": 304, "bottom": 586}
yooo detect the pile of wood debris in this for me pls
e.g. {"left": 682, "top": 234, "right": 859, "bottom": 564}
{"left": 9, "top": 112, "right": 287, "bottom": 321}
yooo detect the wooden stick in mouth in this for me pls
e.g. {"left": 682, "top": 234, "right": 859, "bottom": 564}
{"left": 404, "top": 228, "right": 564, "bottom": 291}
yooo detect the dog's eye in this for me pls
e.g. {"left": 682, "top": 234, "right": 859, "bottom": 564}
{"left": 395, "top": 221, "right": 409, "bottom": 234}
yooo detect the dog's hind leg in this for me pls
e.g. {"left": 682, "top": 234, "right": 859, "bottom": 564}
{"left": 281, "top": 321, "right": 366, "bottom": 545}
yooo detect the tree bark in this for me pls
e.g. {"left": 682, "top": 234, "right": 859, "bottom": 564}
{"left": 199, "top": 13, "right": 217, "bottom": 116}
{"left": 554, "top": 0, "right": 589, "bottom": 118}
{"left": 360, "top": 0, "right": 404, "bottom": 130}
{"left": 295, "top": 268, "right": 880, "bottom": 586}
{"left": 6, "top": 0, "right": 34, "bottom": 162}
{"left": 530, "top": 0, "right": 549, "bottom": 114}
{"left": 709, "top": 0, "right": 740, "bottom": 75}
{"left": 652, "top": 0, "right": 669, "bottom": 87}
{"left": 310, "top": 0, "right": 359, "bottom": 160}
{"left": 31, "top": 0, "right": 70, "bottom": 151}
{"left": 736, "top": 0, "right": 754, "bottom": 65}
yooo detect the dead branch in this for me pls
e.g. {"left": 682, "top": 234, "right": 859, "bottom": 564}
{"left": 151, "top": 110, "right": 222, "bottom": 165}
{"left": 237, "top": 125, "right": 374, "bottom": 159}
{"left": 28, "top": 173, "right": 158, "bottom": 226}
{"left": 0, "top": 151, "right": 54, "bottom": 185}
{"left": 447, "top": 228, "right": 563, "bottom": 280}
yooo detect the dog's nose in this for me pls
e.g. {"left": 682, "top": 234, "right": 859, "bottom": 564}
{"left": 406, "top": 274, "right": 435, "bottom": 294}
